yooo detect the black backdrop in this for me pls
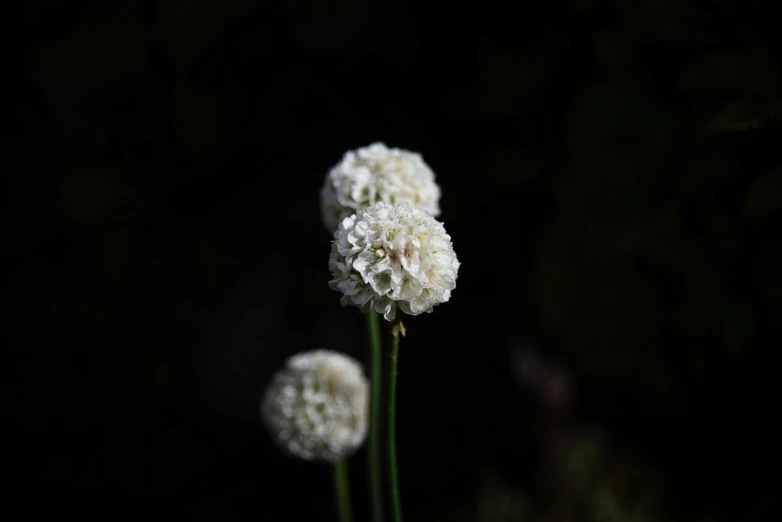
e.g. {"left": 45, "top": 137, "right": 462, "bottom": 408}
{"left": 4, "top": 1, "right": 778, "bottom": 520}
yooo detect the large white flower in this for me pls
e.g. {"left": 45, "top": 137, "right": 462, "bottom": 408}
{"left": 261, "top": 350, "right": 368, "bottom": 462}
{"left": 320, "top": 142, "right": 441, "bottom": 233}
{"left": 328, "top": 202, "right": 460, "bottom": 321}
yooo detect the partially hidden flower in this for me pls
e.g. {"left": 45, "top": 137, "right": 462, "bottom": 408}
{"left": 320, "top": 142, "right": 441, "bottom": 233}
{"left": 328, "top": 201, "right": 460, "bottom": 321}
{"left": 261, "top": 349, "right": 369, "bottom": 462}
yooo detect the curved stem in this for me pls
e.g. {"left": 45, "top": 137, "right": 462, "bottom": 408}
{"left": 366, "top": 311, "right": 384, "bottom": 522}
{"left": 333, "top": 459, "right": 353, "bottom": 522}
{"left": 387, "top": 331, "right": 402, "bottom": 522}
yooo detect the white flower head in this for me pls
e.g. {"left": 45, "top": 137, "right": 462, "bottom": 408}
{"left": 328, "top": 202, "right": 460, "bottom": 321}
{"left": 320, "top": 142, "right": 441, "bottom": 233}
{"left": 261, "top": 349, "right": 369, "bottom": 462}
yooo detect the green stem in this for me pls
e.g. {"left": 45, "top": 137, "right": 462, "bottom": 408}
{"left": 387, "top": 331, "right": 402, "bottom": 522}
{"left": 333, "top": 459, "right": 353, "bottom": 522}
{"left": 366, "top": 311, "right": 384, "bottom": 522}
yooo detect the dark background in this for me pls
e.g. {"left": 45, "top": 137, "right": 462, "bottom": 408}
{"left": 4, "top": 0, "right": 778, "bottom": 520}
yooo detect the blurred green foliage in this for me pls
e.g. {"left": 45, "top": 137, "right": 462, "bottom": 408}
{"left": 5, "top": 0, "right": 777, "bottom": 517}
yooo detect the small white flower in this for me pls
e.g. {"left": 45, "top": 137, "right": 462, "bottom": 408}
{"left": 328, "top": 202, "right": 460, "bottom": 321}
{"left": 261, "top": 350, "right": 369, "bottom": 462}
{"left": 320, "top": 142, "right": 441, "bottom": 233}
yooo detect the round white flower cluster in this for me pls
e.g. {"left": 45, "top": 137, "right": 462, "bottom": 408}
{"left": 328, "top": 202, "right": 460, "bottom": 321}
{"left": 320, "top": 142, "right": 441, "bottom": 233}
{"left": 261, "top": 350, "right": 369, "bottom": 462}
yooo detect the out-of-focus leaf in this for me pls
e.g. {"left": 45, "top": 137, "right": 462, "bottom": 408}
{"left": 744, "top": 171, "right": 782, "bottom": 218}
{"left": 172, "top": 85, "right": 249, "bottom": 163}
{"left": 721, "top": 297, "right": 755, "bottom": 355}
{"left": 474, "top": 52, "right": 546, "bottom": 122}
{"left": 60, "top": 170, "right": 122, "bottom": 224}
{"left": 750, "top": 237, "right": 782, "bottom": 319}
{"left": 592, "top": 485, "right": 625, "bottom": 522}
{"left": 562, "top": 428, "right": 605, "bottom": 490}
{"left": 704, "top": 100, "right": 782, "bottom": 133}
{"left": 711, "top": 53, "right": 780, "bottom": 97}
{"left": 477, "top": 475, "right": 529, "bottom": 522}
{"left": 593, "top": 29, "right": 630, "bottom": 69}
{"left": 705, "top": 101, "right": 764, "bottom": 133}
{"left": 164, "top": 0, "right": 258, "bottom": 67}
{"left": 484, "top": 146, "right": 540, "bottom": 185}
